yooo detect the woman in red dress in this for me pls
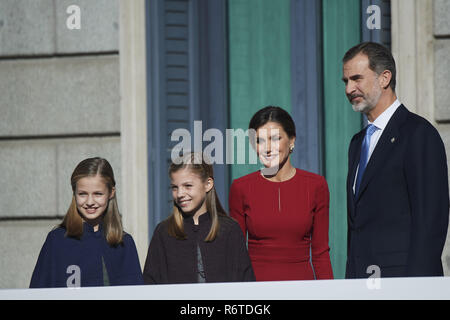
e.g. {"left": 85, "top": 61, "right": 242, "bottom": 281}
{"left": 229, "top": 106, "right": 333, "bottom": 281}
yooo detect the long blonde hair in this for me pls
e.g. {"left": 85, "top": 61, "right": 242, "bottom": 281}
{"left": 60, "top": 157, "right": 123, "bottom": 246}
{"left": 167, "top": 153, "right": 228, "bottom": 242}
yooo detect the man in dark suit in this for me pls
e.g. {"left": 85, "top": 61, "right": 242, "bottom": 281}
{"left": 342, "top": 42, "right": 449, "bottom": 278}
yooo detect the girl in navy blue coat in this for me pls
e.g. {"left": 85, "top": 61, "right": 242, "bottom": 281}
{"left": 30, "top": 157, "right": 144, "bottom": 288}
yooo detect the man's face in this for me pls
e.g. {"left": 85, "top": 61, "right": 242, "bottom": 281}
{"left": 342, "top": 53, "right": 382, "bottom": 114}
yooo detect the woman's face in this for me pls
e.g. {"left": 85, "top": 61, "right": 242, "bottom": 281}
{"left": 75, "top": 175, "right": 114, "bottom": 229}
{"left": 170, "top": 168, "right": 213, "bottom": 216}
{"left": 255, "top": 121, "right": 295, "bottom": 169}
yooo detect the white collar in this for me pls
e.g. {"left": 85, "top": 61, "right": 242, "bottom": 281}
{"left": 369, "top": 99, "right": 401, "bottom": 130}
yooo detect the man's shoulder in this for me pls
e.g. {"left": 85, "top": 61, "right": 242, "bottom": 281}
{"left": 351, "top": 105, "right": 436, "bottom": 138}
{"left": 401, "top": 105, "right": 440, "bottom": 136}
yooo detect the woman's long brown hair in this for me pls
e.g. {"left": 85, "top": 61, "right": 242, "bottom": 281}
{"left": 167, "top": 153, "right": 228, "bottom": 242}
{"left": 60, "top": 157, "right": 123, "bottom": 246}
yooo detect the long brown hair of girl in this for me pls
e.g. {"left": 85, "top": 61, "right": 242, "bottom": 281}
{"left": 167, "top": 152, "right": 228, "bottom": 242}
{"left": 60, "top": 157, "right": 123, "bottom": 246}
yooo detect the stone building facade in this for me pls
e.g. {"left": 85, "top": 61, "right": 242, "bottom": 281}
{"left": 0, "top": 0, "right": 123, "bottom": 288}
{"left": 0, "top": 0, "right": 449, "bottom": 288}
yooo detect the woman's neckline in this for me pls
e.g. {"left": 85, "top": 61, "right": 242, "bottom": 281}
{"left": 258, "top": 167, "right": 298, "bottom": 183}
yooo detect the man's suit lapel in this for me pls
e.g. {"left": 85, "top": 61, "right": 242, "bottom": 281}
{"left": 348, "top": 131, "right": 364, "bottom": 215}
{"left": 354, "top": 105, "right": 408, "bottom": 203}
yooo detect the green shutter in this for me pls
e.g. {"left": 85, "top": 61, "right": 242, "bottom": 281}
{"left": 228, "top": 0, "right": 292, "bottom": 180}
{"left": 322, "top": 0, "right": 362, "bottom": 279}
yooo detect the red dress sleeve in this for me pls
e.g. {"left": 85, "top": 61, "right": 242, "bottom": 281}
{"left": 229, "top": 181, "right": 247, "bottom": 237}
{"left": 311, "top": 176, "right": 334, "bottom": 279}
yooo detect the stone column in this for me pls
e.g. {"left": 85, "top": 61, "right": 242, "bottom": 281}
{"left": 391, "top": 0, "right": 435, "bottom": 123}
{"left": 119, "top": 0, "right": 149, "bottom": 267}
{"left": 392, "top": 0, "right": 450, "bottom": 275}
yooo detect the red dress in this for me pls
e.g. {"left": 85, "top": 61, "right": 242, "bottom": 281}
{"left": 229, "top": 169, "right": 333, "bottom": 281}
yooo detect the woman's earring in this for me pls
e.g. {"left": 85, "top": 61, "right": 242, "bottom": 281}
{"left": 289, "top": 145, "right": 294, "bottom": 153}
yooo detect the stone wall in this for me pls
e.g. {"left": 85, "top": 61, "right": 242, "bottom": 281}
{"left": 434, "top": 0, "right": 450, "bottom": 122}
{"left": 434, "top": 0, "right": 450, "bottom": 276}
{"left": 0, "top": 0, "right": 120, "bottom": 288}
{"left": 392, "top": 0, "right": 450, "bottom": 276}
{"left": 1, "top": 0, "right": 450, "bottom": 289}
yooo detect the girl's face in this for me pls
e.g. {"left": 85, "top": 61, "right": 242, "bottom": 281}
{"left": 75, "top": 175, "right": 115, "bottom": 229}
{"left": 255, "top": 121, "right": 295, "bottom": 169}
{"left": 170, "top": 168, "right": 213, "bottom": 216}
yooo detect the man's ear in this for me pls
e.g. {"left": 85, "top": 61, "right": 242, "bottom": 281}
{"left": 379, "top": 70, "right": 392, "bottom": 89}
{"left": 205, "top": 177, "right": 214, "bottom": 193}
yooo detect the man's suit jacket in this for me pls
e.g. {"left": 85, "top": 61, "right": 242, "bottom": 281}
{"left": 346, "top": 105, "right": 449, "bottom": 278}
